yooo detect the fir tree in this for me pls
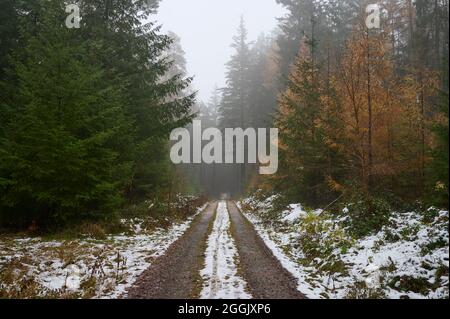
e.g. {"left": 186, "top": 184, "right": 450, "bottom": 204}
{"left": 0, "top": 0, "right": 132, "bottom": 227}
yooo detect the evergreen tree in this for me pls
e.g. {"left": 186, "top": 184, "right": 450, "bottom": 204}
{"left": 218, "top": 17, "right": 253, "bottom": 195}
{"left": 275, "top": 41, "right": 331, "bottom": 205}
{"left": 163, "top": 31, "right": 188, "bottom": 81}
{"left": 79, "top": 0, "right": 195, "bottom": 201}
{"left": 0, "top": 0, "right": 20, "bottom": 137}
{"left": 248, "top": 34, "right": 278, "bottom": 129}
{"left": 428, "top": 85, "right": 449, "bottom": 208}
{"left": 275, "top": 0, "right": 316, "bottom": 82}
{"left": 219, "top": 17, "right": 252, "bottom": 129}
{"left": 0, "top": 0, "right": 132, "bottom": 227}
{"left": 0, "top": 0, "right": 196, "bottom": 227}
{"left": 0, "top": 0, "right": 18, "bottom": 80}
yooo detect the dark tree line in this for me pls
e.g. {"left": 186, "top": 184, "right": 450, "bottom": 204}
{"left": 0, "top": 0, "right": 195, "bottom": 228}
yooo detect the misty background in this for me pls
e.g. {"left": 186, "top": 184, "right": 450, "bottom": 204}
{"left": 0, "top": 0, "right": 448, "bottom": 225}
{"left": 157, "top": 0, "right": 286, "bottom": 101}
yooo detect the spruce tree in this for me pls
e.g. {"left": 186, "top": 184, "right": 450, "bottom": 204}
{"left": 428, "top": 86, "right": 449, "bottom": 208}
{"left": 219, "top": 17, "right": 252, "bottom": 129}
{"left": 218, "top": 17, "right": 253, "bottom": 195}
{"left": 0, "top": 0, "right": 132, "bottom": 227}
{"left": 275, "top": 42, "right": 330, "bottom": 205}
{"left": 79, "top": 0, "right": 195, "bottom": 201}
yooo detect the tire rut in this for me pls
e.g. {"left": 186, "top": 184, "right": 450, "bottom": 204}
{"left": 227, "top": 201, "right": 306, "bottom": 299}
{"left": 125, "top": 202, "right": 218, "bottom": 299}
{"left": 209, "top": 208, "right": 223, "bottom": 297}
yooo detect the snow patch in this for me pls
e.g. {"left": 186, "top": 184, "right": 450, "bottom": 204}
{"left": 0, "top": 204, "right": 207, "bottom": 299}
{"left": 281, "top": 204, "right": 322, "bottom": 224}
{"left": 243, "top": 211, "right": 325, "bottom": 299}
{"left": 200, "top": 201, "right": 252, "bottom": 299}
{"left": 239, "top": 196, "right": 449, "bottom": 299}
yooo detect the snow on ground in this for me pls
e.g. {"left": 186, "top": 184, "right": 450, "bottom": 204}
{"left": 0, "top": 204, "right": 206, "bottom": 299}
{"left": 238, "top": 198, "right": 449, "bottom": 299}
{"left": 237, "top": 201, "right": 325, "bottom": 299}
{"left": 200, "top": 201, "right": 252, "bottom": 299}
{"left": 281, "top": 204, "right": 322, "bottom": 224}
{"left": 340, "top": 209, "right": 449, "bottom": 299}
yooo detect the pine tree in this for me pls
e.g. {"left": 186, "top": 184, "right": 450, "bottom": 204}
{"left": 0, "top": 0, "right": 196, "bottom": 228}
{"left": 275, "top": 40, "right": 331, "bottom": 205}
{"left": 275, "top": 0, "right": 317, "bottom": 82}
{"left": 79, "top": 0, "right": 195, "bottom": 201}
{"left": 248, "top": 34, "right": 278, "bottom": 129}
{"left": 0, "top": 0, "right": 18, "bottom": 80}
{"left": 0, "top": 0, "right": 21, "bottom": 137}
{"left": 208, "top": 85, "right": 221, "bottom": 127}
{"left": 163, "top": 31, "right": 188, "bottom": 81}
{"left": 219, "top": 17, "right": 252, "bottom": 129}
{"left": 218, "top": 17, "right": 253, "bottom": 195}
{"left": 428, "top": 83, "right": 449, "bottom": 208}
{"left": 0, "top": 0, "right": 132, "bottom": 227}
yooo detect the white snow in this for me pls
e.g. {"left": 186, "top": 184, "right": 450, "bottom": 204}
{"left": 281, "top": 204, "right": 305, "bottom": 223}
{"left": 242, "top": 210, "right": 326, "bottom": 299}
{"left": 239, "top": 196, "right": 449, "bottom": 299}
{"left": 200, "top": 201, "right": 252, "bottom": 299}
{"left": 339, "top": 209, "right": 449, "bottom": 299}
{"left": 0, "top": 204, "right": 207, "bottom": 299}
{"left": 280, "top": 204, "right": 322, "bottom": 224}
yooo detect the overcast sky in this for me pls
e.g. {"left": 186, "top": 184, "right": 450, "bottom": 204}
{"left": 156, "top": 0, "right": 286, "bottom": 102}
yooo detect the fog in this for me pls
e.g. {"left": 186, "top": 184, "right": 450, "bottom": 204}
{"left": 157, "top": 0, "right": 286, "bottom": 101}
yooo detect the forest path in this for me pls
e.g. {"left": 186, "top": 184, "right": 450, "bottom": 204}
{"left": 126, "top": 202, "right": 218, "bottom": 299}
{"left": 199, "top": 201, "right": 252, "bottom": 299}
{"left": 227, "top": 201, "right": 306, "bottom": 299}
{"left": 126, "top": 200, "right": 305, "bottom": 299}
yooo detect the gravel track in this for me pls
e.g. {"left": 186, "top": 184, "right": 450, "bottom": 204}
{"left": 125, "top": 201, "right": 305, "bottom": 299}
{"left": 227, "top": 201, "right": 306, "bottom": 299}
{"left": 125, "top": 202, "right": 217, "bottom": 299}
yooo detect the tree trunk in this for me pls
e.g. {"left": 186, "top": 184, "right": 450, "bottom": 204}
{"left": 367, "top": 29, "right": 374, "bottom": 193}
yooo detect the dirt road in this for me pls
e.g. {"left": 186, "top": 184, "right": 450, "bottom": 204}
{"left": 126, "top": 200, "right": 305, "bottom": 299}
{"left": 126, "top": 202, "right": 218, "bottom": 299}
{"left": 227, "top": 201, "right": 305, "bottom": 299}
